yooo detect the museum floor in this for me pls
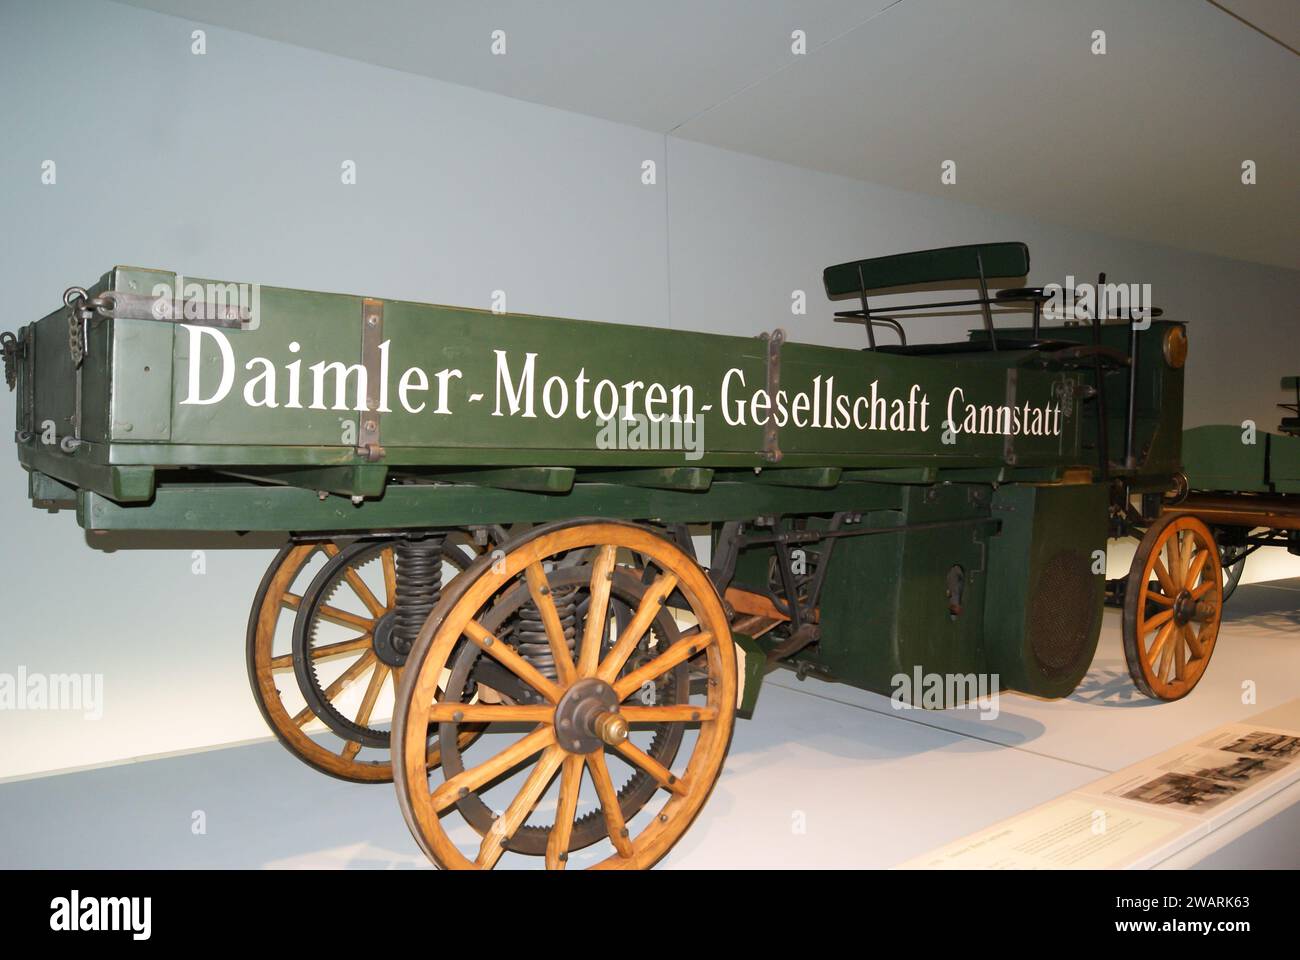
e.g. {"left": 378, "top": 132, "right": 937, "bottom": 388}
{"left": 2, "top": 579, "right": 1298, "bottom": 870}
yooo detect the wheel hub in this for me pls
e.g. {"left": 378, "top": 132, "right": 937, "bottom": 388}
{"left": 553, "top": 677, "right": 627, "bottom": 754}
{"left": 1172, "top": 590, "right": 1215, "bottom": 626}
{"left": 371, "top": 612, "right": 408, "bottom": 667}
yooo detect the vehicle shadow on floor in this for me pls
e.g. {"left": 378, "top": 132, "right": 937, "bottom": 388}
{"left": 1221, "top": 579, "right": 1300, "bottom": 631}
{"left": 1068, "top": 666, "right": 1152, "bottom": 708}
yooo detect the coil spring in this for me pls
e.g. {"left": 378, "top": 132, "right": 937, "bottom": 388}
{"left": 514, "top": 584, "right": 580, "bottom": 682}
{"left": 392, "top": 534, "right": 445, "bottom": 655}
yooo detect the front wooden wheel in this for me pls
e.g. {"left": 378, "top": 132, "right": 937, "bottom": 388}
{"left": 1122, "top": 515, "right": 1223, "bottom": 701}
{"left": 392, "top": 520, "right": 737, "bottom": 870}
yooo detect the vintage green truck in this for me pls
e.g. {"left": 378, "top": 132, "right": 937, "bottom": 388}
{"left": 1, "top": 242, "right": 1220, "bottom": 869}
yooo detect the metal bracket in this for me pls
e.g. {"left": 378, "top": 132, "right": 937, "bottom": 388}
{"left": 357, "top": 298, "right": 385, "bottom": 462}
{"left": 1054, "top": 374, "right": 1076, "bottom": 419}
{"left": 94, "top": 291, "right": 250, "bottom": 328}
{"left": 708, "top": 520, "right": 745, "bottom": 594}
{"left": 760, "top": 329, "right": 785, "bottom": 463}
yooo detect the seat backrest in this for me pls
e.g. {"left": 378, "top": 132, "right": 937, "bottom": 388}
{"left": 823, "top": 242, "right": 1030, "bottom": 300}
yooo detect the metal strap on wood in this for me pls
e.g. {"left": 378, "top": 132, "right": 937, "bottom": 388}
{"left": 761, "top": 329, "right": 784, "bottom": 463}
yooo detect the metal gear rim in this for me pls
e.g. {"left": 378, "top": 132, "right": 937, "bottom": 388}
{"left": 293, "top": 538, "right": 473, "bottom": 750}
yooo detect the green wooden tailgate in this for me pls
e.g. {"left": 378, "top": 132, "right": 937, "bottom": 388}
{"left": 1182, "top": 425, "right": 1268, "bottom": 492}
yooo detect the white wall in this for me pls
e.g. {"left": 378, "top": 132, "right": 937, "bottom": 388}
{"left": 1, "top": 0, "right": 1296, "bottom": 780}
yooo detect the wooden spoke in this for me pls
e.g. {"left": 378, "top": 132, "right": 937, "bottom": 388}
{"left": 343, "top": 565, "right": 387, "bottom": 617}
{"left": 1141, "top": 608, "right": 1174, "bottom": 636}
{"left": 1154, "top": 627, "right": 1174, "bottom": 682}
{"left": 279, "top": 593, "right": 302, "bottom": 611}
{"left": 342, "top": 741, "right": 362, "bottom": 760}
{"left": 309, "top": 634, "right": 374, "bottom": 662}
{"left": 1191, "top": 579, "right": 1215, "bottom": 600}
{"left": 613, "top": 632, "right": 714, "bottom": 701}
{"left": 524, "top": 562, "right": 577, "bottom": 686}
{"left": 428, "top": 703, "right": 554, "bottom": 724}
{"left": 597, "top": 573, "right": 679, "bottom": 683}
{"left": 1180, "top": 532, "right": 1195, "bottom": 582}
{"left": 1164, "top": 536, "right": 1183, "bottom": 590}
{"left": 430, "top": 725, "right": 555, "bottom": 814}
{"left": 578, "top": 545, "right": 618, "bottom": 678}
{"left": 477, "top": 745, "right": 565, "bottom": 869}
{"left": 1173, "top": 629, "right": 1186, "bottom": 680}
{"left": 1151, "top": 557, "right": 1177, "bottom": 597}
{"left": 316, "top": 604, "right": 376, "bottom": 632}
{"left": 291, "top": 704, "right": 315, "bottom": 727}
{"left": 269, "top": 652, "right": 293, "bottom": 670}
{"left": 1147, "top": 620, "right": 1175, "bottom": 664}
{"left": 382, "top": 546, "right": 397, "bottom": 608}
{"left": 355, "top": 662, "right": 390, "bottom": 729}
{"left": 321, "top": 650, "right": 379, "bottom": 702}
{"left": 620, "top": 704, "right": 718, "bottom": 723}
{"left": 1146, "top": 591, "right": 1175, "bottom": 606}
{"left": 546, "top": 754, "right": 586, "bottom": 870}
{"left": 1182, "top": 622, "right": 1204, "bottom": 660}
{"left": 1186, "top": 548, "right": 1210, "bottom": 589}
{"left": 587, "top": 750, "right": 634, "bottom": 858}
{"left": 464, "top": 620, "right": 564, "bottom": 703}
{"left": 613, "top": 739, "right": 689, "bottom": 797}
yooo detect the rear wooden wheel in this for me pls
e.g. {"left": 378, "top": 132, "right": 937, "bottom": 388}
{"left": 246, "top": 536, "right": 480, "bottom": 782}
{"left": 392, "top": 520, "right": 736, "bottom": 870}
{"left": 1122, "top": 515, "right": 1223, "bottom": 701}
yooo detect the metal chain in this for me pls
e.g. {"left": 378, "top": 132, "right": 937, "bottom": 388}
{"left": 1, "top": 330, "right": 17, "bottom": 391}
{"left": 62, "top": 286, "right": 114, "bottom": 367}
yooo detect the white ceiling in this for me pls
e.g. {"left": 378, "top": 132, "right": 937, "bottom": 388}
{"left": 114, "top": 0, "right": 1299, "bottom": 269}
{"left": 1212, "top": 0, "right": 1300, "bottom": 54}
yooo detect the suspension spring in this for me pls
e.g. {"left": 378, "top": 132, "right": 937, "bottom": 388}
{"left": 514, "top": 584, "right": 580, "bottom": 681}
{"left": 392, "top": 534, "right": 445, "bottom": 656}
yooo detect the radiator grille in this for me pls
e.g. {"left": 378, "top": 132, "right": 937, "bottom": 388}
{"left": 1027, "top": 549, "right": 1097, "bottom": 678}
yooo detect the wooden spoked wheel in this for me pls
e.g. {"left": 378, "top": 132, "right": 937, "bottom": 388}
{"left": 1122, "top": 515, "right": 1223, "bottom": 701}
{"left": 246, "top": 536, "right": 478, "bottom": 782}
{"left": 392, "top": 520, "right": 737, "bottom": 870}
